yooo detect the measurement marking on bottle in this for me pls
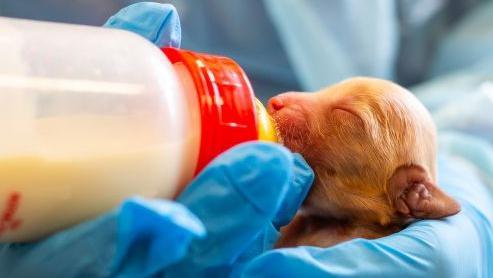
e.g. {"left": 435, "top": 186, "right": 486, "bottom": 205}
{"left": 0, "top": 191, "right": 22, "bottom": 236}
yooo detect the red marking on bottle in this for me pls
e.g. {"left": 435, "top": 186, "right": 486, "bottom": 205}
{"left": 0, "top": 191, "right": 22, "bottom": 236}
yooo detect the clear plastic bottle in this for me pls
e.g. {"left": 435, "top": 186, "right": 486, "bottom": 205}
{"left": 0, "top": 17, "right": 277, "bottom": 242}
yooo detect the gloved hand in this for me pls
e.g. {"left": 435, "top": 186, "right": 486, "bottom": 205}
{"left": 240, "top": 149, "right": 493, "bottom": 277}
{"left": 0, "top": 142, "right": 314, "bottom": 277}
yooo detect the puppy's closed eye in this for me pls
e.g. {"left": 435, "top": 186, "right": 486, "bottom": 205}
{"left": 329, "top": 107, "right": 366, "bottom": 140}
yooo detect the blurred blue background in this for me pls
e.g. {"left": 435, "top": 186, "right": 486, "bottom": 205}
{"left": 1, "top": 0, "right": 491, "bottom": 101}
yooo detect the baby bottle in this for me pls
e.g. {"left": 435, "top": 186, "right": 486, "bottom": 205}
{"left": 0, "top": 16, "right": 277, "bottom": 242}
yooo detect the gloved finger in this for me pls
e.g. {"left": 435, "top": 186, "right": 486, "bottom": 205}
{"left": 103, "top": 2, "right": 181, "bottom": 48}
{"left": 112, "top": 197, "right": 205, "bottom": 277}
{"left": 0, "top": 198, "right": 205, "bottom": 278}
{"left": 227, "top": 152, "right": 314, "bottom": 269}
{"left": 170, "top": 142, "right": 313, "bottom": 275}
{"left": 272, "top": 153, "right": 314, "bottom": 228}
{"left": 226, "top": 153, "right": 313, "bottom": 271}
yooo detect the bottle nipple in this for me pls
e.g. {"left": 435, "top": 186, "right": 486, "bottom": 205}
{"left": 254, "top": 98, "right": 278, "bottom": 142}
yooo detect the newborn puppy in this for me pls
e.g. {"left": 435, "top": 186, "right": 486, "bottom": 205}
{"left": 268, "top": 77, "right": 461, "bottom": 248}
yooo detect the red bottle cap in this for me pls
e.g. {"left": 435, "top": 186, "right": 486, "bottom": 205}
{"left": 163, "top": 48, "right": 258, "bottom": 175}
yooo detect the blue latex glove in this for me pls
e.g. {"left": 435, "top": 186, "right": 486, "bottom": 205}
{"left": 104, "top": 2, "right": 181, "bottom": 48}
{"left": 0, "top": 142, "right": 314, "bottom": 277}
{"left": 0, "top": 199, "right": 205, "bottom": 277}
{"left": 240, "top": 146, "right": 493, "bottom": 277}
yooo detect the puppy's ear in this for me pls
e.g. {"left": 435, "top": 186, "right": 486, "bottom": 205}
{"left": 389, "top": 165, "right": 460, "bottom": 219}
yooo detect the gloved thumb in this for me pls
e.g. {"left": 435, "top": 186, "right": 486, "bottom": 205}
{"left": 103, "top": 2, "right": 181, "bottom": 48}
{"left": 272, "top": 153, "right": 313, "bottom": 228}
{"left": 169, "top": 142, "right": 313, "bottom": 275}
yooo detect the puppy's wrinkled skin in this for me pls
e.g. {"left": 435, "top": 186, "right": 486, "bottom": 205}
{"left": 268, "top": 77, "right": 460, "bottom": 248}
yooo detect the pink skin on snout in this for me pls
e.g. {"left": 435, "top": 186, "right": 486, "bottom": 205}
{"left": 267, "top": 92, "right": 321, "bottom": 153}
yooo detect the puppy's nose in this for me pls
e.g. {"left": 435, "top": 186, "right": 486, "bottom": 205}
{"left": 268, "top": 96, "right": 285, "bottom": 113}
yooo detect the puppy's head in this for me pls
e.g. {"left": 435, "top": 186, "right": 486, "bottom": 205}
{"left": 268, "top": 77, "right": 460, "bottom": 226}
